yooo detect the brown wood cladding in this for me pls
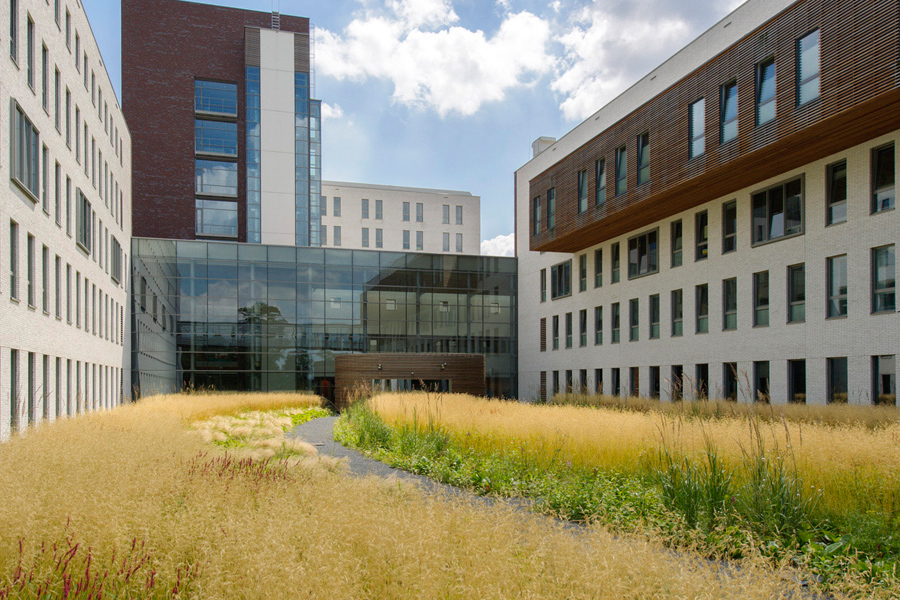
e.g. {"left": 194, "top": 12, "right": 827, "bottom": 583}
{"left": 540, "top": 317, "right": 546, "bottom": 352}
{"left": 334, "top": 353, "right": 486, "bottom": 410}
{"left": 245, "top": 27, "right": 260, "bottom": 66}
{"left": 294, "top": 33, "right": 310, "bottom": 72}
{"left": 530, "top": 0, "right": 900, "bottom": 253}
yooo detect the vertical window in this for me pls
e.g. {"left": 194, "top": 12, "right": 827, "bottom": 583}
{"left": 756, "top": 57, "right": 776, "bottom": 126}
{"left": 42, "top": 44, "right": 48, "bottom": 110}
{"left": 629, "top": 298, "right": 639, "bottom": 341}
{"left": 595, "top": 369, "right": 603, "bottom": 394}
{"left": 827, "top": 357, "right": 848, "bottom": 403}
{"left": 611, "top": 368, "right": 621, "bottom": 396}
{"left": 696, "top": 284, "right": 709, "bottom": 333}
{"left": 65, "top": 89, "right": 71, "bottom": 146}
{"left": 552, "top": 315, "right": 559, "bottom": 350}
{"left": 42, "top": 245, "right": 49, "bottom": 313}
{"left": 595, "top": 159, "right": 606, "bottom": 207}
{"left": 27, "top": 234, "right": 35, "bottom": 307}
{"left": 361, "top": 228, "right": 369, "bottom": 248}
{"left": 333, "top": 197, "right": 341, "bottom": 217}
{"left": 797, "top": 29, "right": 820, "bottom": 105}
{"left": 577, "top": 169, "right": 588, "bottom": 213}
{"left": 611, "top": 243, "right": 620, "bottom": 283}
{"left": 66, "top": 264, "right": 71, "bottom": 322}
{"left": 76, "top": 272, "right": 81, "bottom": 326}
{"left": 12, "top": 104, "right": 41, "bottom": 198}
{"left": 872, "top": 144, "right": 895, "bottom": 213}
{"left": 41, "top": 145, "right": 49, "bottom": 212}
{"left": 579, "top": 309, "right": 587, "bottom": 347}
{"left": 442, "top": 204, "right": 449, "bottom": 224}
{"left": 789, "top": 359, "right": 807, "bottom": 403}
{"left": 532, "top": 196, "right": 541, "bottom": 234}
{"left": 402, "top": 230, "right": 410, "bottom": 250}
{"left": 671, "top": 220, "right": 683, "bottom": 267}
{"left": 540, "top": 268, "right": 546, "bottom": 303}
{"left": 375, "top": 228, "right": 383, "bottom": 248}
{"left": 361, "top": 198, "right": 369, "bottom": 219}
{"left": 455, "top": 206, "right": 463, "bottom": 225}
{"left": 552, "top": 371, "right": 559, "bottom": 395}
{"left": 9, "top": 0, "right": 18, "bottom": 62}
{"left": 627, "top": 230, "right": 658, "bottom": 278}
{"left": 637, "top": 133, "right": 649, "bottom": 185}
{"left": 611, "top": 302, "right": 620, "bottom": 343}
{"left": 415, "top": 230, "right": 423, "bottom": 251}
{"left": 695, "top": 211, "right": 708, "bottom": 260}
{"left": 594, "top": 306, "right": 603, "bottom": 345}
{"left": 649, "top": 366, "right": 660, "bottom": 399}
{"left": 615, "top": 146, "right": 627, "bottom": 195}
{"left": 54, "top": 68, "right": 60, "bottom": 130}
{"left": 54, "top": 162, "right": 61, "bottom": 224}
{"left": 550, "top": 260, "right": 571, "bottom": 299}
{"left": 375, "top": 200, "right": 383, "bottom": 219}
{"left": 578, "top": 254, "right": 587, "bottom": 292}
{"left": 723, "top": 277, "right": 737, "bottom": 330}
{"left": 753, "top": 271, "right": 769, "bottom": 327}
{"left": 547, "top": 188, "right": 556, "bottom": 229}
{"left": 826, "top": 160, "right": 847, "bottom": 225}
{"left": 415, "top": 202, "right": 423, "bottom": 222}
{"left": 75, "top": 33, "right": 80, "bottom": 71}
{"left": 722, "top": 200, "right": 737, "bottom": 253}
{"left": 873, "top": 355, "right": 896, "bottom": 405}
{"left": 455, "top": 233, "right": 463, "bottom": 253}
{"left": 689, "top": 99, "right": 705, "bottom": 158}
{"left": 649, "top": 294, "right": 660, "bottom": 339}
{"left": 10, "top": 350, "right": 18, "bottom": 429}
{"left": 10, "top": 221, "right": 19, "bottom": 300}
{"left": 402, "top": 202, "right": 409, "bottom": 221}
{"left": 872, "top": 245, "right": 895, "bottom": 313}
{"left": 723, "top": 363, "right": 738, "bottom": 400}
{"left": 66, "top": 177, "right": 72, "bottom": 236}
{"left": 752, "top": 178, "right": 803, "bottom": 243}
{"left": 65, "top": 9, "right": 70, "bottom": 50}
{"left": 671, "top": 289, "right": 683, "bottom": 336}
{"left": 827, "top": 254, "right": 848, "bottom": 317}
{"left": 594, "top": 248, "right": 602, "bottom": 287}
{"left": 539, "top": 319, "right": 546, "bottom": 352}
{"left": 75, "top": 107, "right": 81, "bottom": 162}
{"left": 754, "top": 361, "right": 770, "bottom": 403}
{"left": 630, "top": 367, "right": 640, "bottom": 397}
{"left": 671, "top": 365, "right": 683, "bottom": 400}
{"left": 721, "top": 80, "right": 738, "bottom": 143}
{"left": 27, "top": 16, "right": 34, "bottom": 88}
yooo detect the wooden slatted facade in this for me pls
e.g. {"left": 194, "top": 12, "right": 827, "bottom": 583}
{"left": 530, "top": 0, "right": 900, "bottom": 253}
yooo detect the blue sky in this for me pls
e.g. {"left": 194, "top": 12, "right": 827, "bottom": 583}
{"left": 85, "top": 0, "right": 742, "bottom": 255}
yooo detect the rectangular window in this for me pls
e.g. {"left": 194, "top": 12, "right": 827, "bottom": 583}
{"left": 26, "top": 16, "right": 34, "bottom": 88}
{"left": 552, "top": 315, "right": 559, "bottom": 350}
{"left": 66, "top": 264, "right": 71, "bottom": 322}
{"left": 578, "top": 254, "right": 587, "bottom": 291}
{"left": 442, "top": 204, "right": 449, "bottom": 224}
{"left": 65, "top": 88, "right": 71, "bottom": 146}
{"left": 550, "top": 260, "right": 571, "bottom": 299}
{"left": 827, "top": 254, "right": 848, "bottom": 317}
{"left": 76, "top": 272, "right": 81, "bottom": 326}
{"left": 65, "top": 177, "right": 72, "bottom": 235}
{"left": 41, "top": 145, "right": 50, "bottom": 213}
{"left": 637, "top": 133, "right": 649, "bottom": 185}
{"left": 402, "top": 202, "right": 410, "bottom": 222}
{"left": 753, "top": 271, "right": 769, "bottom": 327}
{"left": 532, "top": 196, "right": 541, "bottom": 234}
{"left": 194, "top": 80, "right": 237, "bottom": 116}
{"left": 797, "top": 29, "right": 820, "bottom": 105}
{"left": 12, "top": 103, "right": 41, "bottom": 199}
{"left": 649, "top": 294, "right": 660, "bottom": 339}
{"left": 9, "top": 0, "right": 18, "bottom": 62}
{"left": 595, "top": 159, "right": 606, "bottom": 207}
{"left": 54, "top": 162, "right": 61, "bottom": 224}
{"left": 552, "top": 371, "right": 559, "bottom": 395}
{"left": 611, "top": 302, "right": 620, "bottom": 343}
{"left": 65, "top": 9, "right": 70, "bottom": 50}
{"left": 671, "top": 365, "right": 683, "bottom": 400}
{"left": 547, "top": 187, "right": 556, "bottom": 229}
{"left": 334, "top": 226, "right": 341, "bottom": 247}
{"left": 690, "top": 99, "right": 705, "bottom": 158}
{"left": 361, "top": 228, "right": 369, "bottom": 248}
{"left": 722, "top": 200, "right": 737, "bottom": 253}
{"left": 375, "top": 200, "right": 383, "bottom": 219}
{"left": 76, "top": 190, "right": 92, "bottom": 252}
{"left": 9, "top": 221, "right": 19, "bottom": 299}
{"left": 54, "top": 68, "right": 61, "bottom": 130}
{"left": 723, "top": 277, "right": 737, "bottom": 330}
{"left": 42, "top": 44, "right": 48, "bottom": 110}
{"left": 41, "top": 245, "right": 49, "bottom": 313}
{"left": 696, "top": 283, "right": 709, "bottom": 333}
{"left": 787, "top": 263, "right": 805, "bottom": 323}
{"left": 872, "top": 245, "right": 896, "bottom": 313}
{"left": 577, "top": 169, "right": 588, "bottom": 213}
{"left": 595, "top": 369, "right": 603, "bottom": 394}
{"left": 110, "top": 238, "right": 122, "bottom": 284}
{"left": 873, "top": 355, "right": 896, "bottom": 405}
{"left": 695, "top": 210, "right": 708, "bottom": 260}
{"left": 630, "top": 367, "right": 640, "bottom": 397}
{"left": 195, "top": 159, "right": 237, "bottom": 197}
{"left": 455, "top": 233, "right": 463, "bottom": 253}
{"left": 827, "top": 357, "right": 848, "bottom": 403}
{"left": 612, "top": 368, "right": 621, "bottom": 396}
{"left": 75, "top": 107, "right": 80, "bottom": 162}
{"left": 540, "top": 268, "right": 546, "bottom": 302}
{"left": 615, "top": 146, "right": 627, "bottom": 196}
{"left": 594, "top": 306, "right": 603, "bottom": 345}
{"left": 194, "top": 119, "right": 237, "bottom": 156}
{"left": 649, "top": 366, "right": 660, "bottom": 399}
{"left": 399, "top": 230, "right": 409, "bottom": 250}
{"left": 754, "top": 361, "right": 770, "bottom": 402}
{"left": 671, "top": 289, "right": 683, "bottom": 336}
{"left": 27, "top": 234, "right": 35, "bottom": 307}
{"left": 629, "top": 298, "right": 639, "bottom": 341}
{"left": 540, "top": 319, "right": 546, "bottom": 352}
{"left": 375, "top": 228, "right": 383, "bottom": 248}
{"left": 412, "top": 202, "right": 421, "bottom": 222}
{"left": 75, "top": 33, "right": 79, "bottom": 70}
{"left": 788, "top": 359, "right": 807, "bottom": 403}
{"left": 361, "top": 199, "right": 369, "bottom": 219}
{"left": 826, "top": 160, "right": 847, "bottom": 225}
{"left": 722, "top": 363, "right": 737, "bottom": 400}
{"left": 415, "top": 230, "right": 423, "bottom": 251}
{"left": 611, "top": 242, "right": 620, "bottom": 283}
{"left": 594, "top": 248, "right": 602, "bottom": 287}
{"left": 564, "top": 311, "right": 572, "bottom": 348}
{"left": 627, "top": 229, "right": 658, "bottom": 278}
{"left": 872, "top": 144, "right": 895, "bottom": 213}
{"left": 456, "top": 205, "right": 463, "bottom": 225}
{"left": 752, "top": 178, "right": 803, "bottom": 244}
{"left": 756, "top": 57, "right": 776, "bottom": 125}
{"left": 670, "top": 220, "right": 683, "bottom": 267}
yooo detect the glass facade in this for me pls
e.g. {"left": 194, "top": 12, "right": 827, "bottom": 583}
{"left": 132, "top": 238, "right": 517, "bottom": 401}
{"left": 245, "top": 67, "right": 261, "bottom": 243}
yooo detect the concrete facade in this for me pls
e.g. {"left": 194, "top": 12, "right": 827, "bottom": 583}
{"left": 1, "top": 0, "right": 132, "bottom": 438}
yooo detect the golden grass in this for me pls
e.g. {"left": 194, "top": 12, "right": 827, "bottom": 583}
{"left": 370, "top": 392, "right": 900, "bottom": 517}
{"left": 0, "top": 392, "right": 800, "bottom": 598}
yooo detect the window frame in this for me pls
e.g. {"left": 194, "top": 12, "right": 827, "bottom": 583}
{"left": 796, "top": 29, "right": 820, "bottom": 106}
{"left": 615, "top": 146, "right": 627, "bottom": 196}
{"left": 722, "top": 200, "right": 737, "bottom": 254}
{"left": 594, "top": 248, "right": 602, "bottom": 287}
{"left": 578, "top": 253, "right": 587, "bottom": 292}
{"left": 532, "top": 196, "right": 541, "bottom": 234}
{"left": 594, "top": 306, "right": 603, "bottom": 345}
{"left": 550, "top": 260, "right": 572, "bottom": 300}
{"left": 579, "top": 309, "right": 587, "bottom": 347}
{"left": 671, "top": 220, "right": 683, "bottom": 267}
{"left": 595, "top": 159, "right": 606, "bottom": 207}
{"left": 11, "top": 102, "right": 41, "bottom": 201}
{"left": 695, "top": 210, "right": 708, "bottom": 261}
{"left": 826, "top": 254, "right": 848, "bottom": 318}
{"left": 649, "top": 293, "right": 660, "bottom": 339}
{"left": 720, "top": 80, "right": 738, "bottom": 144}
{"left": 629, "top": 298, "right": 639, "bottom": 341}
{"left": 872, "top": 244, "right": 895, "bottom": 314}
{"left": 753, "top": 270, "right": 769, "bottom": 327}
{"left": 871, "top": 143, "right": 895, "bottom": 214}
{"left": 627, "top": 228, "right": 659, "bottom": 279}
{"left": 577, "top": 169, "right": 588, "bottom": 213}
{"left": 826, "top": 160, "right": 847, "bottom": 226}
{"left": 751, "top": 177, "right": 804, "bottom": 245}
{"left": 547, "top": 187, "right": 556, "bottom": 229}
{"left": 787, "top": 263, "right": 806, "bottom": 323}
{"left": 611, "top": 302, "right": 620, "bottom": 343}
{"left": 636, "top": 132, "right": 650, "bottom": 186}
{"left": 756, "top": 56, "right": 776, "bottom": 126}
{"left": 671, "top": 289, "right": 683, "bottom": 337}
{"left": 611, "top": 242, "right": 620, "bottom": 283}
{"left": 689, "top": 98, "right": 705, "bottom": 159}
{"left": 723, "top": 277, "right": 737, "bottom": 331}
{"left": 696, "top": 283, "right": 709, "bottom": 333}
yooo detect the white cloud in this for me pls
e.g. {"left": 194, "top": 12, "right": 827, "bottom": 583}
{"left": 317, "top": 2, "right": 552, "bottom": 116}
{"left": 321, "top": 102, "right": 344, "bottom": 120}
{"left": 481, "top": 233, "right": 514, "bottom": 256}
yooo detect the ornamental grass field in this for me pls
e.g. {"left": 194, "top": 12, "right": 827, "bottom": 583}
{"left": 0, "top": 392, "right": 793, "bottom": 599}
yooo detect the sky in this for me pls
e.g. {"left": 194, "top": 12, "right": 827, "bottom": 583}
{"left": 84, "top": 0, "right": 744, "bottom": 256}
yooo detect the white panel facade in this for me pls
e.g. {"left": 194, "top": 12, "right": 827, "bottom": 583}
{"left": 0, "top": 0, "right": 132, "bottom": 438}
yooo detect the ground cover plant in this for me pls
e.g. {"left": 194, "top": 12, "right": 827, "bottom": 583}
{"left": 335, "top": 391, "right": 900, "bottom": 598}
{"left": 0, "top": 392, "right": 794, "bottom": 599}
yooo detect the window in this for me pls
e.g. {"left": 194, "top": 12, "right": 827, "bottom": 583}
{"left": 827, "top": 357, "right": 848, "bottom": 403}
{"left": 41, "top": 245, "right": 49, "bottom": 313}
{"left": 629, "top": 298, "right": 639, "bottom": 341}
{"left": 12, "top": 103, "right": 40, "bottom": 199}
{"left": 65, "top": 89, "right": 70, "bottom": 146}
{"left": 827, "top": 254, "right": 848, "bottom": 317}
{"left": 415, "top": 230, "right": 422, "bottom": 251}
{"left": 723, "top": 277, "right": 737, "bottom": 330}
{"left": 786, "top": 263, "right": 805, "bottom": 323}
{"left": 689, "top": 99, "right": 705, "bottom": 158}
{"left": 455, "top": 233, "right": 463, "bottom": 253}
{"left": 754, "top": 361, "right": 770, "bottom": 403}
{"left": 442, "top": 204, "right": 449, "bottom": 224}
{"left": 54, "top": 68, "right": 60, "bottom": 130}
{"left": 670, "top": 220, "right": 683, "bottom": 267}
{"left": 595, "top": 369, "right": 603, "bottom": 394}
{"left": 10, "top": 221, "right": 19, "bottom": 299}
{"left": 696, "top": 284, "right": 708, "bottom": 333}
{"left": 723, "top": 363, "right": 738, "bottom": 400}
{"left": 594, "top": 248, "right": 602, "bottom": 287}
{"left": 414, "top": 202, "right": 425, "bottom": 224}
{"left": 612, "top": 368, "right": 621, "bottom": 396}
{"left": 195, "top": 120, "right": 237, "bottom": 156}
{"left": 873, "top": 356, "right": 896, "bottom": 405}
{"left": 872, "top": 245, "right": 895, "bottom": 313}
{"left": 637, "top": 133, "right": 649, "bottom": 185}
{"left": 552, "top": 315, "right": 559, "bottom": 350}
{"left": 671, "top": 289, "right": 683, "bottom": 336}
{"left": 66, "top": 264, "right": 71, "bottom": 322}
{"left": 41, "top": 145, "right": 49, "bottom": 212}
{"left": 752, "top": 178, "right": 803, "bottom": 244}
{"left": 76, "top": 190, "right": 91, "bottom": 253}
{"left": 547, "top": 188, "right": 556, "bottom": 229}
{"left": 615, "top": 146, "right": 627, "bottom": 195}
{"left": 75, "top": 33, "right": 79, "bottom": 71}
{"left": 550, "top": 260, "right": 571, "bottom": 299}
{"left": 375, "top": 228, "right": 383, "bottom": 248}
{"left": 578, "top": 254, "right": 587, "bottom": 291}
{"left": 722, "top": 200, "right": 737, "bottom": 253}
{"left": 75, "top": 107, "right": 80, "bottom": 162}
{"left": 756, "top": 57, "right": 776, "bottom": 125}
{"left": 65, "top": 176, "right": 72, "bottom": 236}
{"left": 872, "top": 144, "right": 895, "bottom": 213}
{"left": 693, "top": 364, "right": 708, "bottom": 399}
{"left": 194, "top": 80, "right": 237, "bottom": 116}
{"left": 649, "top": 366, "right": 660, "bottom": 399}
{"left": 594, "top": 306, "right": 603, "bottom": 345}
{"left": 630, "top": 367, "right": 640, "bottom": 397}
{"left": 334, "top": 226, "right": 341, "bottom": 247}
{"left": 361, "top": 228, "right": 369, "bottom": 248}
{"left": 10, "top": 0, "right": 18, "bottom": 62}
{"left": 797, "top": 29, "right": 820, "bottom": 105}
{"left": 65, "top": 9, "right": 70, "bottom": 50}
{"left": 671, "top": 365, "right": 683, "bottom": 400}
{"left": 552, "top": 371, "right": 559, "bottom": 395}
{"left": 402, "top": 230, "right": 410, "bottom": 250}
{"left": 375, "top": 200, "right": 383, "bottom": 220}
{"left": 611, "top": 302, "right": 620, "bottom": 343}
{"left": 195, "top": 199, "right": 237, "bottom": 237}
{"left": 627, "top": 229, "right": 658, "bottom": 278}
{"left": 54, "top": 162, "right": 61, "bottom": 224}
{"left": 753, "top": 271, "right": 769, "bottom": 327}
{"left": 402, "top": 202, "right": 410, "bottom": 222}
{"left": 110, "top": 238, "right": 122, "bottom": 284}
{"left": 826, "top": 160, "right": 847, "bottom": 225}
{"left": 27, "top": 16, "right": 34, "bottom": 88}
{"left": 540, "top": 268, "right": 546, "bottom": 302}
{"left": 195, "top": 160, "right": 237, "bottom": 197}
{"left": 27, "top": 234, "right": 35, "bottom": 307}
{"left": 577, "top": 169, "right": 588, "bottom": 213}
{"left": 456, "top": 206, "right": 463, "bottom": 225}
{"left": 42, "top": 44, "right": 48, "bottom": 110}
{"left": 789, "top": 359, "right": 806, "bottom": 403}
{"left": 540, "top": 319, "right": 546, "bottom": 352}
{"left": 532, "top": 196, "right": 541, "bottom": 234}
{"left": 695, "top": 211, "right": 708, "bottom": 260}
{"left": 595, "top": 159, "right": 606, "bottom": 207}
{"left": 362, "top": 199, "right": 369, "bottom": 219}
{"left": 649, "top": 294, "right": 660, "bottom": 339}
{"left": 565, "top": 312, "right": 572, "bottom": 348}
{"left": 611, "top": 242, "right": 620, "bottom": 283}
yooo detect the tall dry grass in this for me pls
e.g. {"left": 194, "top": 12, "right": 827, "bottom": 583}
{"left": 369, "top": 392, "right": 900, "bottom": 517}
{"left": 0, "top": 392, "right": 795, "bottom": 598}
